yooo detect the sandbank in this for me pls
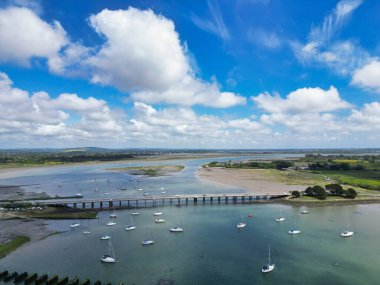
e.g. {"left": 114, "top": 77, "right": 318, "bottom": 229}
{"left": 198, "top": 167, "right": 308, "bottom": 194}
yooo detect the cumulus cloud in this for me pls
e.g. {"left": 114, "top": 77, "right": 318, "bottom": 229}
{"left": 351, "top": 59, "right": 380, "bottom": 93}
{"left": 87, "top": 8, "right": 244, "bottom": 108}
{"left": 0, "top": 6, "right": 242, "bottom": 108}
{"left": 0, "top": 7, "right": 68, "bottom": 68}
{"left": 128, "top": 102, "right": 269, "bottom": 147}
{"left": 252, "top": 86, "right": 351, "bottom": 114}
{"left": 0, "top": 71, "right": 125, "bottom": 146}
{"left": 348, "top": 102, "right": 380, "bottom": 130}
{"left": 251, "top": 86, "right": 351, "bottom": 135}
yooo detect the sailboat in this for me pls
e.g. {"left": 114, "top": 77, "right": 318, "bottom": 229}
{"left": 340, "top": 219, "right": 354, "bottom": 237}
{"left": 154, "top": 204, "right": 163, "bottom": 216}
{"left": 155, "top": 218, "right": 165, "bottom": 223}
{"left": 236, "top": 216, "right": 246, "bottom": 229}
{"left": 170, "top": 215, "right": 184, "bottom": 232}
{"left": 109, "top": 207, "right": 117, "bottom": 218}
{"left": 106, "top": 220, "right": 116, "bottom": 226}
{"left": 261, "top": 245, "right": 275, "bottom": 273}
{"left": 142, "top": 232, "right": 154, "bottom": 245}
{"left": 82, "top": 219, "right": 91, "bottom": 234}
{"left": 101, "top": 239, "right": 116, "bottom": 263}
{"left": 288, "top": 219, "right": 301, "bottom": 235}
{"left": 125, "top": 216, "right": 136, "bottom": 231}
{"left": 100, "top": 235, "right": 111, "bottom": 240}
{"left": 275, "top": 210, "right": 286, "bottom": 222}
{"left": 70, "top": 209, "right": 80, "bottom": 228}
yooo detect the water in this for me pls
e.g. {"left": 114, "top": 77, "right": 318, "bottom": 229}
{"left": 1, "top": 154, "right": 380, "bottom": 284}
{"left": 2, "top": 204, "right": 380, "bottom": 284}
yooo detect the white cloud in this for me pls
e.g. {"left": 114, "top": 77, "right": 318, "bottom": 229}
{"left": 128, "top": 102, "right": 269, "bottom": 147}
{"left": 191, "top": 0, "right": 230, "bottom": 41}
{"left": 251, "top": 86, "right": 352, "bottom": 136}
{"left": 351, "top": 59, "right": 380, "bottom": 93}
{"left": 309, "top": 0, "right": 363, "bottom": 45}
{"left": 0, "top": 71, "right": 125, "bottom": 145}
{"left": 348, "top": 102, "right": 380, "bottom": 130}
{"left": 252, "top": 86, "right": 351, "bottom": 114}
{"left": 0, "top": 7, "right": 68, "bottom": 68}
{"left": 291, "top": 0, "right": 368, "bottom": 76}
{"left": 247, "top": 29, "right": 282, "bottom": 49}
{"left": 87, "top": 8, "right": 244, "bottom": 108}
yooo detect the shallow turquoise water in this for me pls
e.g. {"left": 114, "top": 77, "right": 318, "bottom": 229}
{"left": 2, "top": 203, "right": 380, "bottom": 285}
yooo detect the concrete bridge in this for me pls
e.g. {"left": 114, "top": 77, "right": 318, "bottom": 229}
{"left": 36, "top": 193, "right": 289, "bottom": 209}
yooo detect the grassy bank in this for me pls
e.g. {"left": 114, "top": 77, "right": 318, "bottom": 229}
{"left": 25, "top": 206, "right": 98, "bottom": 219}
{"left": 0, "top": 236, "right": 30, "bottom": 258}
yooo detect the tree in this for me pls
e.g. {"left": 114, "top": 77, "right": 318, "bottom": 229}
{"left": 345, "top": 188, "right": 357, "bottom": 199}
{"left": 291, "top": 190, "right": 300, "bottom": 198}
{"left": 313, "top": 185, "right": 327, "bottom": 199}
{"left": 304, "top": 187, "right": 314, "bottom": 196}
{"left": 274, "top": 160, "right": 294, "bottom": 170}
{"left": 325, "top": 183, "right": 344, "bottom": 196}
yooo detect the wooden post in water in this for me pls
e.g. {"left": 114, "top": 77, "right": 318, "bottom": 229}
{"left": 218, "top": 196, "right": 221, "bottom": 203}
{"left": 100, "top": 202, "right": 103, "bottom": 209}
{"left": 91, "top": 202, "right": 94, "bottom": 209}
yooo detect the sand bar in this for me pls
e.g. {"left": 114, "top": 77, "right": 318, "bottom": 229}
{"left": 198, "top": 167, "right": 308, "bottom": 195}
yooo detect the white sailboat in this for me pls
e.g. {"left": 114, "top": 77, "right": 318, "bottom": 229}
{"left": 170, "top": 215, "right": 184, "bottom": 232}
{"left": 154, "top": 204, "right": 163, "bottom": 216}
{"left": 106, "top": 220, "right": 116, "bottom": 226}
{"left": 109, "top": 207, "right": 117, "bottom": 218}
{"left": 141, "top": 240, "right": 154, "bottom": 245}
{"left": 101, "top": 239, "right": 116, "bottom": 263}
{"left": 70, "top": 210, "right": 80, "bottom": 228}
{"left": 288, "top": 219, "right": 301, "bottom": 235}
{"left": 100, "top": 235, "right": 111, "bottom": 240}
{"left": 261, "top": 245, "right": 275, "bottom": 273}
{"left": 125, "top": 216, "right": 136, "bottom": 231}
{"left": 275, "top": 210, "right": 286, "bottom": 222}
{"left": 131, "top": 212, "right": 139, "bottom": 216}
{"left": 236, "top": 216, "right": 246, "bottom": 229}
{"left": 340, "top": 219, "right": 354, "bottom": 237}
{"left": 155, "top": 218, "right": 165, "bottom": 223}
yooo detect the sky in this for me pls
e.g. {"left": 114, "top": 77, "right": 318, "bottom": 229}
{"left": 0, "top": 0, "right": 379, "bottom": 149}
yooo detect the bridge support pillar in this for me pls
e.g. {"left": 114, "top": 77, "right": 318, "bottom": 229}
{"left": 82, "top": 202, "right": 85, "bottom": 209}
{"left": 100, "top": 202, "right": 103, "bottom": 208}
{"left": 109, "top": 201, "right": 113, "bottom": 208}
{"left": 194, "top": 197, "right": 198, "bottom": 204}
{"left": 91, "top": 202, "right": 94, "bottom": 208}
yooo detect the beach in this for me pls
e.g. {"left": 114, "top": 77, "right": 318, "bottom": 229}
{"left": 198, "top": 167, "right": 308, "bottom": 194}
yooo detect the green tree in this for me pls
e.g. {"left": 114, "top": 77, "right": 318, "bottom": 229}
{"left": 325, "top": 183, "right": 344, "bottom": 196}
{"left": 313, "top": 185, "right": 327, "bottom": 199}
{"left": 345, "top": 188, "right": 358, "bottom": 199}
{"left": 291, "top": 190, "right": 300, "bottom": 198}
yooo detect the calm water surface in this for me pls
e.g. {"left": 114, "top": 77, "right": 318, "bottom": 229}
{"left": 1, "top": 154, "right": 379, "bottom": 284}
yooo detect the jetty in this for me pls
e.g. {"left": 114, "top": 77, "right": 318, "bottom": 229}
{"left": 33, "top": 193, "right": 289, "bottom": 209}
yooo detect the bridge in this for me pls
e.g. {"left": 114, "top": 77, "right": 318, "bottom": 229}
{"left": 36, "top": 193, "right": 289, "bottom": 209}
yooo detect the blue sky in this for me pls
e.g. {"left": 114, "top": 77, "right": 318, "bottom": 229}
{"left": 0, "top": 0, "right": 379, "bottom": 149}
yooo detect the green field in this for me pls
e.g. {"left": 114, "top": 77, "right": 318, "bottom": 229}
{"left": 317, "top": 170, "right": 380, "bottom": 190}
{"left": 0, "top": 236, "right": 30, "bottom": 258}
